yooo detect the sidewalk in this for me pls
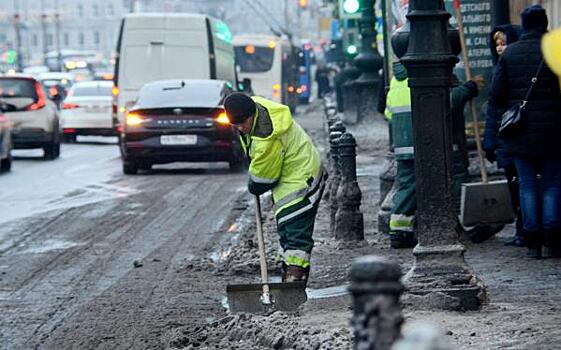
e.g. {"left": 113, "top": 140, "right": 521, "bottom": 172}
{"left": 167, "top": 101, "right": 561, "bottom": 350}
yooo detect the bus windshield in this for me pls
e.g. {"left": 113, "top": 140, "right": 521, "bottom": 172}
{"left": 235, "top": 46, "right": 274, "bottom": 73}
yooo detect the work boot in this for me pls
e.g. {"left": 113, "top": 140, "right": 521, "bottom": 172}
{"left": 544, "top": 230, "right": 561, "bottom": 259}
{"left": 389, "top": 231, "right": 417, "bottom": 249}
{"left": 281, "top": 263, "right": 310, "bottom": 284}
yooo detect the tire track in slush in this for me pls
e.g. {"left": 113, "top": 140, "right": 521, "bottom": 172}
{"left": 0, "top": 172, "right": 244, "bottom": 349}
{"left": 38, "top": 175, "right": 244, "bottom": 349}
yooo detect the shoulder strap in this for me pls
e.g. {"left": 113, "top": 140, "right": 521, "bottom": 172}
{"left": 523, "top": 59, "right": 545, "bottom": 104}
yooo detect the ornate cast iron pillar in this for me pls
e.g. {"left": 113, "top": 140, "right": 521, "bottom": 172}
{"left": 354, "top": 0, "right": 383, "bottom": 124}
{"left": 397, "top": 0, "right": 485, "bottom": 311}
{"left": 342, "top": 62, "right": 361, "bottom": 124}
{"left": 354, "top": 0, "right": 384, "bottom": 122}
{"left": 335, "top": 133, "right": 364, "bottom": 241}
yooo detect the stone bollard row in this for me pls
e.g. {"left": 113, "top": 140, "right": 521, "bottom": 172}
{"left": 350, "top": 256, "right": 404, "bottom": 350}
{"left": 334, "top": 133, "right": 364, "bottom": 241}
{"left": 328, "top": 123, "right": 345, "bottom": 235}
{"left": 350, "top": 256, "right": 453, "bottom": 350}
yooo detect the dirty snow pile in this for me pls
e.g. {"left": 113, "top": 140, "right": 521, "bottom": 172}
{"left": 165, "top": 312, "right": 352, "bottom": 350}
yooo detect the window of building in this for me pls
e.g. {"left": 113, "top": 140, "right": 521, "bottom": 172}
{"left": 93, "top": 3, "right": 99, "bottom": 17}
{"left": 32, "top": 34, "right": 39, "bottom": 47}
{"left": 107, "top": 3, "right": 114, "bottom": 16}
{"left": 94, "top": 32, "right": 100, "bottom": 45}
{"left": 79, "top": 32, "right": 85, "bottom": 46}
{"left": 63, "top": 33, "right": 70, "bottom": 46}
{"left": 77, "top": 4, "right": 84, "bottom": 17}
{"left": 47, "top": 34, "right": 54, "bottom": 46}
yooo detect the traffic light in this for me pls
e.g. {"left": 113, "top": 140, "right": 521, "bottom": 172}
{"left": 6, "top": 50, "right": 17, "bottom": 65}
{"left": 299, "top": 0, "right": 307, "bottom": 9}
{"left": 339, "top": 0, "right": 362, "bottom": 19}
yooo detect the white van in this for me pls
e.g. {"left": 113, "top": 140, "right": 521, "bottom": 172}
{"left": 113, "top": 13, "right": 237, "bottom": 128}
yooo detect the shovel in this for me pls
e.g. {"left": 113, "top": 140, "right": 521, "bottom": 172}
{"left": 455, "top": 4, "right": 515, "bottom": 227}
{"left": 226, "top": 195, "right": 307, "bottom": 314}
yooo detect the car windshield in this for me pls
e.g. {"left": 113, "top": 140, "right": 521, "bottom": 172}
{"left": 135, "top": 81, "right": 224, "bottom": 109}
{"left": 0, "top": 79, "right": 37, "bottom": 100}
{"left": 72, "top": 86, "right": 112, "bottom": 97}
{"left": 235, "top": 46, "right": 274, "bottom": 73}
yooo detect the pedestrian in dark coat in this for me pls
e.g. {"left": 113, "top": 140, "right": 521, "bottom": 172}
{"left": 315, "top": 64, "right": 331, "bottom": 99}
{"left": 488, "top": 5, "right": 561, "bottom": 259}
{"left": 483, "top": 24, "right": 525, "bottom": 246}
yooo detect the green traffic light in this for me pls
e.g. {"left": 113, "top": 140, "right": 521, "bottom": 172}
{"left": 346, "top": 45, "right": 358, "bottom": 55}
{"left": 6, "top": 50, "right": 17, "bottom": 64}
{"left": 343, "top": 0, "right": 360, "bottom": 14}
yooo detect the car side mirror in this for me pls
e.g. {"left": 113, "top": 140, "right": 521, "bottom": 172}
{"left": 0, "top": 101, "right": 17, "bottom": 113}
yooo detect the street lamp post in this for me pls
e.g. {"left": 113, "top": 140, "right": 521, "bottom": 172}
{"left": 398, "top": 0, "right": 485, "bottom": 311}
{"left": 353, "top": 0, "right": 383, "bottom": 123}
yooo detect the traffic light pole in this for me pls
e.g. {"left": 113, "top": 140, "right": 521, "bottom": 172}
{"left": 354, "top": 0, "right": 383, "bottom": 122}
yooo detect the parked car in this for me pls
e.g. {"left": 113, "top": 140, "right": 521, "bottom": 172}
{"left": 120, "top": 79, "right": 245, "bottom": 174}
{"left": 0, "top": 75, "right": 61, "bottom": 160}
{"left": 0, "top": 102, "right": 14, "bottom": 172}
{"left": 61, "top": 81, "right": 115, "bottom": 142}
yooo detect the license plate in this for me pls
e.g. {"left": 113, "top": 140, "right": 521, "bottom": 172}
{"left": 160, "top": 135, "right": 197, "bottom": 145}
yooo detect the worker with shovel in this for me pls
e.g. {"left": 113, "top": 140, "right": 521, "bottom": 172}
{"left": 224, "top": 93, "right": 327, "bottom": 284}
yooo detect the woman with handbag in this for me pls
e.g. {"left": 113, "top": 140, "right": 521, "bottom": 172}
{"left": 484, "top": 24, "right": 523, "bottom": 247}
{"left": 488, "top": 5, "right": 561, "bottom": 259}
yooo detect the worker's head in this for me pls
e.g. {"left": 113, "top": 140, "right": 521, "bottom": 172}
{"left": 493, "top": 31, "right": 507, "bottom": 56}
{"left": 224, "top": 93, "right": 256, "bottom": 134}
{"left": 521, "top": 4, "right": 548, "bottom": 33}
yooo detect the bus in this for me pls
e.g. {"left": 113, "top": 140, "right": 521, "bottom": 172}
{"left": 113, "top": 13, "right": 237, "bottom": 129}
{"left": 297, "top": 42, "right": 315, "bottom": 104}
{"left": 233, "top": 34, "right": 299, "bottom": 112}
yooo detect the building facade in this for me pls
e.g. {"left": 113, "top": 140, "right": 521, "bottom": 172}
{"left": 0, "top": 0, "right": 321, "bottom": 69}
{"left": 0, "top": 0, "right": 131, "bottom": 66}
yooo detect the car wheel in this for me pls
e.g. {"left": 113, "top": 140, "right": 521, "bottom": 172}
{"left": 123, "top": 160, "right": 138, "bottom": 175}
{"left": 44, "top": 141, "right": 60, "bottom": 160}
{"left": 138, "top": 162, "right": 152, "bottom": 171}
{"left": 0, "top": 153, "right": 11, "bottom": 172}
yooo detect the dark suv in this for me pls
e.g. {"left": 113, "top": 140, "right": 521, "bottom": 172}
{"left": 120, "top": 79, "right": 245, "bottom": 174}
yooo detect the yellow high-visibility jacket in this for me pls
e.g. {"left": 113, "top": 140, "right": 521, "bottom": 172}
{"left": 240, "top": 96, "right": 322, "bottom": 216}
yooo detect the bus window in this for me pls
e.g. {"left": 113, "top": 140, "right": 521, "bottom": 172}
{"left": 234, "top": 46, "right": 274, "bottom": 73}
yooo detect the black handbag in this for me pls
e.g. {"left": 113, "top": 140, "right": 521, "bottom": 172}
{"left": 498, "top": 60, "right": 544, "bottom": 137}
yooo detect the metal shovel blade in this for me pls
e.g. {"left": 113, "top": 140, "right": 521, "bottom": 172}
{"left": 460, "top": 180, "right": 515, "bottom": 227}
{"left": 226, "top": 282, "right": 307, "bottom": 314}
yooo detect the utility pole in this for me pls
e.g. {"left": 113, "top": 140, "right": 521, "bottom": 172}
{"left": 13, "top": 0, "right": 23, "bottom": 71}
{"left": 55, "top": 0, "right": 62, "bottom": 71}
{"left": 41, "top": 0, "right": 49, "bottom": 66}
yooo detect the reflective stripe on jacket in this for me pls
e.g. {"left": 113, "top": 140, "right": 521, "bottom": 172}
{"left": 242, "top": 96, "right": 322, "bottom": 215}
{"left": 385, "top": 76, "right": 414, "bottom": 160}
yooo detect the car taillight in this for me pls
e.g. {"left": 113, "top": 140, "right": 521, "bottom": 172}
{"left": 63, "top": 103, "right": 80, "bottom": 109}
{"left": 27, "top": 81, "right": 47, "bottom": 111}
{"left": 216, "top": 111, "right": 230, "bottom": 125}
{"left": 126, "top": 112, "right": 149, "bottom": 126}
